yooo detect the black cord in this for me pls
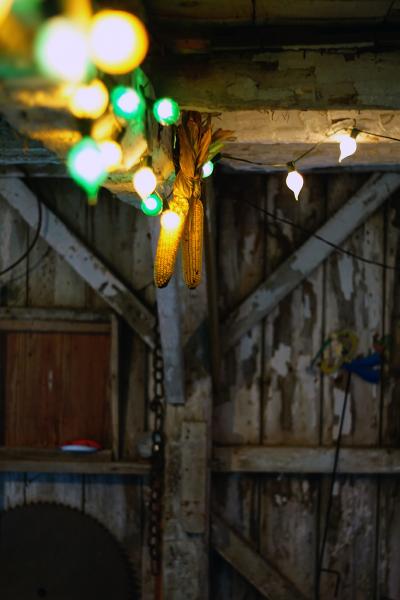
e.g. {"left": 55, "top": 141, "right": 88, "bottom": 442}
{"left": 242, "top": 197, "right": 400, "bottom": 273}
{"left": 317, "top": 371, "right": 352, "bottom": 599}
{"left": 222, "top": 127, "right": 400, "bottom": 171}
{"left": 0, "top": 197, "right": 42, "bottom": 278}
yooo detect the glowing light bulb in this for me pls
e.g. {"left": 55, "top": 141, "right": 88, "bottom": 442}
{"left": 89, "top": 10, "right": 149, "bottom": 75}
{"left": 160, "top": 210, "right": 181, "bottom": 231}
{"left": 338, "top": 133, "right": 358, "bottom": 163}
{"left": 0, "top": 0, "right": 13, "bottom": 26}
{"left": 141, "top": 193, "right": 163, "bottom": 217}
{"left": 153, "top": 98, "right": 180, "bottom": 126}
{"left": 202, "top": 161, "right": 214, "bottom": 178}
{"left": 34, "top": 17, "right": 91, "bottom": 83}
{"left": 69, "top": 79, "right": 109, "bottom": 119}
{"left": 67, "top": 137, "right": 107, "bottom": 200}
{"left": 286, "top": 166, "right": 304, "bottom": 201}
{"left": 98, "top": 140, "right": 122, "bottom": 172}
{"left": 111, "top": 86, "right": 144, "bottom": 120}
{"left": 133, "top": 167, "right": 157, "bottom": 200}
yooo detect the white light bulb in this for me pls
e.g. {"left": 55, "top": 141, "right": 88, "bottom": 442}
{"left": 133, "top": 167, "right": 157, "bottom": 200}
{"left": 338, "top": 134, "right": 357, "bottom": 163}
{"left": 286, "top": 169, "right": 304, "bottom": 201}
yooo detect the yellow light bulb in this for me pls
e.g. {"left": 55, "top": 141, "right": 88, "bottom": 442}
{"left": 35, "top": 17, "right": 90, "bottom": 83}
{"left": 338, "top": 134, "right": 358, "bottom": 163}
{"left": 133, "top": 167, "right": 157, "bottom": 200}
{"left": 89, "top": 10, "right": 149, "bottom": 75}
{"left": 160, "top": 210, "right": 181, "bottom": 231}
{"left": 0, "top": 0, "right": 13, "bottom": 26}
{"left": 69, "top": 80, "right": 109, "bottom": 119}
{"left": 286, "top": 169, "right": 304, "bottom": 201}
{"left": 98, "top": 140, "right": 122, "bottom": 172}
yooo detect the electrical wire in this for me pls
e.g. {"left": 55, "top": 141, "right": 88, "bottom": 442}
{"left": 317, "top": 371, "right": 352, "bottom": 599}
{"left": 0, "top": 196, "right": 42, "bottom": 277}
{"left": 221, "top": 127, "right": 400, "bottom": 171}
{"left": 242, "top": 197, "right": 400, "bottom": 273}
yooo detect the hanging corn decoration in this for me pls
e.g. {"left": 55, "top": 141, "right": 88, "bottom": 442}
{"left": 182, "top": 196, "right": 204, "bottom": 289}
{"left": 154, "top": 111, "right": 234, "bottom": 289}
{"left": 154, "top": 208, "right": 186, "bottom": 288}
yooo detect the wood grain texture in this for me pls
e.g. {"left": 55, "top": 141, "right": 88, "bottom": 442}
{"left": 3, "top": 331, "right": 111, "bottom": 449}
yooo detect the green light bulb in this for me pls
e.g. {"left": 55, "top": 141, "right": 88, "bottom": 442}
{"left": 67, "top": 137, "right": 107, "bottom": 201}
{"left": 202, "top": 160, "right": 214, "bottom": 178}
{"left": 153, "top": 97, "right": 180, "bottom": 126}
{"left": 111, "top": 86, "right": 145, "bottom": 120}
{"left": 141, "top": 193, "right": 163, "bottom": 216}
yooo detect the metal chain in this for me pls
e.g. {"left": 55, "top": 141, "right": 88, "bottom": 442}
{"left": 148, "top": 320, "right": 165, "bottom": 577}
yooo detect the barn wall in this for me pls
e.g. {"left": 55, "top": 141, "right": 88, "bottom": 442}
{"left": 0, "top": 180, "right": 155, "bottom": 597}
{"left": 212, "top": 171, "right": 400, "bottom": 600}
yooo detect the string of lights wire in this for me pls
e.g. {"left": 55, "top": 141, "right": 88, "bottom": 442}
{"left": 241, "top": 197, "right": 400, "bottom": 272}
{"left": 222, "top": 125, "right": 400, "bottom": 201}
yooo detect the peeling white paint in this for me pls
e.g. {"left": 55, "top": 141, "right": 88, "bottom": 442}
{"left": 332, "top": 387, "right": 352, "bottom": 440}
{"left": 337, "top": 253, "right": 354, "bottom": 301}
{"left": 270, "top": 343, "right": 292, "bottom": 377}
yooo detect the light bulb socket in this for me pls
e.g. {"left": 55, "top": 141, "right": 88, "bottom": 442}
{"left": 350, "top": 128, "right": 359, "bottom": 139}
{"left": 287, "top": 161, "right": 296, "bottom": 172}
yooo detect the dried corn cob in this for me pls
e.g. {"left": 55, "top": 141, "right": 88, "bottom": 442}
{"left": 154, "top": 210, "right": 186, "bottom": 288}
{"left": 182, "top": 198, "right": 204, "bottom": 289}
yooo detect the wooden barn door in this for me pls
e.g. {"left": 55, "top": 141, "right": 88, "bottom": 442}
{"left": 211, "top": 170, "right": 400, "bottom": 600}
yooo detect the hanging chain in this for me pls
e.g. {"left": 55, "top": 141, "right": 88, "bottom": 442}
{"left": 148, "top": 320, "right": 165, "bottom": 577}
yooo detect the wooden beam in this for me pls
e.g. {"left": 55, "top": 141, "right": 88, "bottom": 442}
{"left": 212, "top": 513, "right": 307, "bottom": 600}
{"left": 223, "top": 172, "right": 400, "bottom": 351}
{"left": 0, "top": 178, "right": 156, "bottom": 348}
{"left": 151, "top": 49, "right": 400, "bottom": 111}
{"left": 148, "top": 125, "right": 186, "bottom": 405}
{"left": 0, "top": 448, "right": 149, "bottom": 475}
{"left": 213, "top": 446, "right": 400, "bottom": 475}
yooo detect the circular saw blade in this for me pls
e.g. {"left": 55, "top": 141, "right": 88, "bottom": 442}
{"left": 0, "top": 503, "right": 140, "bottom": 599}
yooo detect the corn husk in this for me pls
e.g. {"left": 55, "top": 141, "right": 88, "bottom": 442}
{"left": 154, "top": 111, "right": 235, "bottom": 288}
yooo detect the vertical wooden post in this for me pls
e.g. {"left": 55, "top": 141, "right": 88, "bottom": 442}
{"left": 149, "top": 124, "right": 212, "bottom": 599}
{"left": 110, "top": 313, "right": 120, "bottom": 461}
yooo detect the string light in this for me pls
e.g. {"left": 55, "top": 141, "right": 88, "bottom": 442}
{"left": 338, "top": 129, "right": 358, "bottom": 163}
{"left": 67, "top": 137, "right": 107, "bottom": 204}
{"left": 111, "top": 86, "right": 144, "bottom": 120}
{"left": 34, "top": 17, "right": 91, "bottom": 83}
{"left": 141, "top": 193, "right": 163, "bottom": 216}
{"left": 160, "top": 210, "right": 181, "bottom": 231}
{"left": 286, "top": 162, "right": 304, "bottom": 201}
{"left": 133, "top": 166, "right": 157, "bottom": 199}
{"left": 69, "top": 79, "right": 109, "bottom": 119}
{"left": 202, "top": 161, "right": 214, "bottom": 178}
{"left": 98, "top": 140, "right": 122, "bottom": 172}
{"left": 153, "top": 98, "right": 180, "bottom": 126}
{"left": 89, "top": 10, "right": 149, "bottom": 75}
{"left": 0, "top": 0, "right": 13, "bottom": 25}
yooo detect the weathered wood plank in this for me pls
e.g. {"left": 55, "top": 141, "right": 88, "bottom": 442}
{"left": 0, "top": 448, "right": 150, "bottom": 475}
{"left": 0, "top": 307, "right": 110, "bottom": 322}
{"left": 262, "top": 174, "right": 325, "bottom": 446}
{"left": 259, "top": 478, "right": 318, "bottom": 597}
{"left": 0, "top": 178, "right": 156, "bottom": 348}
{"left": 212, "top": 512, "right": 308, "bottom": 600}
{"left": 181, "top": 422, "right": 208, "bottom": 533}
{"left": 223, "top": 173, "right": 400, "bottom": 350}
{"left": 213, "top": 446, "right": 400, "bottom": 474}
{"left": 318, "top": 477, "right": 377, "bottom": 599}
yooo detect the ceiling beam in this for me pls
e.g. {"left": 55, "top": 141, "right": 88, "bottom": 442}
{"left": 223, "top": 172, "right": 400, "bottom": 351}
{"left": 212, "top": 513, "right": 307, "bottom": 600}
{"left": 213, "top": 446, "right": 400, "bottom": 475}
{"left": 150, "top": 49, "right": 400, "bottom": 112}
{"left": 0, "top": 178, "right": 156, "bottom": 348}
